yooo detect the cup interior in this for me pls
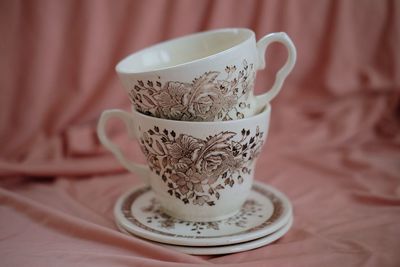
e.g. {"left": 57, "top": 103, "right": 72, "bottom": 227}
{"left": 116, "top": 28, "right": 253, "bottom": 74}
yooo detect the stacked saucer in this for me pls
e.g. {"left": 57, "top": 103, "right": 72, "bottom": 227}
{"left": 114, "top": 181, "right": 293, "bottom": 255}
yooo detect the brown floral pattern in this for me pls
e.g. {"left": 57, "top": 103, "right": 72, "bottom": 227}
{"left": 142, "top": 198, "right": 263, "bottom": 234}
{"left": 120, "top": 183, "right": 287, "bottom": 239}
{"left": 129, "top": 60, "right": 255, "bottom": 121}
{"left": 139, "top": 126, "right": 264, "bottom": 206}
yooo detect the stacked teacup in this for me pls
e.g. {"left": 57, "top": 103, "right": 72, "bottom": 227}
{"left": 97, "top": 28, "right": 296, "bottom": 254}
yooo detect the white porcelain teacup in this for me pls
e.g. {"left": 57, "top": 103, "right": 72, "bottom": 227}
{"left": 97, "top": 104, "right": 271, "bottom": 221}
{"left": 116, "top": 28, "right": 295, "bottom": 121}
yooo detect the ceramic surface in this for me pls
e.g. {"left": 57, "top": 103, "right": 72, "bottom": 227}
{"left": 114, "top": 181, "right": 292, "bottom": 246}
{"left": 116, "top": 28, "right": 296, "bottom": 121}
{"left": 98, "top": 105, "right": 271, "bottom": 222}
{"left": 117, "top": 216, "right": 293, "bottom": 255}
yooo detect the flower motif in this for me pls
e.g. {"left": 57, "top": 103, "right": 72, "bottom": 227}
{"left": 166, "top": 134, "right": 201, "bottom": 163}
{"left": 130, "top": 61, "right": 255, "bottom": 121}
{"left": 166, "top": 81, "right": 192, "bottom": 102}
{"left": 139, "top": 126, "right": 264, "bottom": 206}
{"left": 188, "top": 83, "right": 222, "bottom": 119}
{"left": 130, "top": 60, "right": 254, "bottom": 121}
{"left": 153, "top": 82, "right": 192, "bottom": 119}
{"left": 140, "top": 198, "right": 261, "bottom": 233}
{"left": 196, "top": 150, "right": 234, "bottom": 185}
{"left": 170, "top": 169, "right": 205, "bottom": 195}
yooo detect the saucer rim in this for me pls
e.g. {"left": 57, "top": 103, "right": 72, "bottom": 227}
{"left": 114, "top": 181, "right": 293, "bottom": 247}
{"left": 117, "top": 215, "right": 293, "bottom": 255}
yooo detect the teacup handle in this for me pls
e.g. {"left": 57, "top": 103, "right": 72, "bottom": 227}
{"left": 97, "top": 109, "right": 149, "bottom": 185}
{"left": 255, "top": 32, "right": 297, "bottom": 104}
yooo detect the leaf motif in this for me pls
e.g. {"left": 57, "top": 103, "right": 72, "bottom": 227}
{"left": 192, "top": 71, "right": 220, "bottom": 89}
{"left": 142, "top": 95, "right": 156, "bottom": 106}
{"left": 243, "top": 59, "right": 248, "bottom": 69}
{"left": 216, "top": 184, "right": 224, "bottom": 190}
{"left": 188, "top": 192, "right": 195, "bottom": 199}
{"left": 155, "top": 140, "right": 164, "bottom": 154}
{"left": 208, "top": 187, "right": 214, "bottom": 195}
{"left": 203, "top": 131, "right": 236, "bottom": 152}
{"left": 162, "top": 157, "right": 168, "bottom": 168}
{"left": 187, "top": 72, "right": 221, "bottom": 114}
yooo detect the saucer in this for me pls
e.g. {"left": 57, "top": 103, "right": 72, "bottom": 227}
{"left": 114, "top": 181, "right": 292, "bottom": 246}
{"left": 117, "top": 216, "right": 292, "bottom": 255}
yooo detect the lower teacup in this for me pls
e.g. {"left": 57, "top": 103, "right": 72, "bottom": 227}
{"left": 97, "top": 104, "right": 271, "bottom": 222}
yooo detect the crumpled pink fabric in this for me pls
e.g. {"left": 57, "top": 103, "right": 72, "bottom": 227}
{"left": 1, "top": 0, "right": 399, "bottom": 266}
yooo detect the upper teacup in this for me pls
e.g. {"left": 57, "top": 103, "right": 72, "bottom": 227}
{"left": 116, "top": 28, "right": 296, "bottom": 121}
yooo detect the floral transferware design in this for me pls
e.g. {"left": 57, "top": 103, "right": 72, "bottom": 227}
{"left": 142, "top": 198, "right": 263, "bottom": 234}
{"left": 139, "top": 127, "right": 264, "bottom": 206}
{"left": 119, "top": 183, "right": 288, "bottom": 240}
{"left": 129, "top": 60, "right": 255, "bottom": 121}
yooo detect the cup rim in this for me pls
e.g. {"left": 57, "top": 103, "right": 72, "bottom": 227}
{"left": 116, "top": 28, "right": 255, "bottom": 75}
{"left": 131, "top": 102, "right": 270, "bottom": 124}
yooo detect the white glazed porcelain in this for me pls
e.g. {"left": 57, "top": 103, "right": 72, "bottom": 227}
{"left": 116, "top": 28, "right": 296, "bottom": 121}
{"left": 114, "top": 181, "right": 292, "bottom": 247}
{"left": 97, "top": 105, "right": 271, "bottom": 221}
{"left": 117, "top": 216, "right": 293, "bottom": 255}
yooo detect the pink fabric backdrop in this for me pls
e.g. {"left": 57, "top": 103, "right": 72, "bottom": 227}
{"left": 1, "top": 0, "right": 400, "bottom": 266}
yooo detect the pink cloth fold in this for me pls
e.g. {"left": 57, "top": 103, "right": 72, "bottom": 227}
{"left": 1, "top": 0, "right": 399, "bottom": 266}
